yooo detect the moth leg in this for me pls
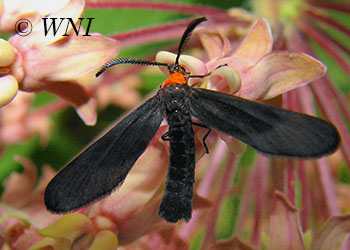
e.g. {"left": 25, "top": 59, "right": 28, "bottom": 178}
{"left": 161, "top": 131, "right": 170, "bottom": 141}
{"left": 188, "top": 64, "right": 228, "bottom": 79}
{"left": 192, "top": 122, "right": 211, "bottom": 154}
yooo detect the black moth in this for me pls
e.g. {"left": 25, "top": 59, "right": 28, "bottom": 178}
{"left": 45, "top": 17, "right": 340, "bottom": 223}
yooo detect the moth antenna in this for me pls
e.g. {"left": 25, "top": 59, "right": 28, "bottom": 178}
{"left": 96, "top": 17, "right": 207, "bottom": 77}
{"left": 96, "top": 58, "right": 168, "bottom": 77}
{"left": 175, "top": 17, "right": 207, "bottom": 66}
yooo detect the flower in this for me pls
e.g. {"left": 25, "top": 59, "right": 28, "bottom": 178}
{"left": 1, "top": 0, "right": 120, "bottom": 124}
{"left": 0, "top": 156, "right": 57, "bottom": 249}
{"left": 0, "top": 0, "right": 69, "bottom": 33}
{"left": 210, "top": 191, "right": 350, "bottom": 249}
{"left": 156, "top": 18, "right": 326, "bottom": 155}
{"left": 1, "top": 156, "right": 58, "bottom": 226}
{"left": 95, "top": 75, "right": 142, "bottom": 110}
{"left": 29, "top": 214, "right": 118, "bottom": 250}
{"left": 0, "top": 156, "right": 119, "bottom": 250}
{"left": 248, "top": 0, "right": 350, "bottom": 165}
{"left": 33, "top": 17, "right": 328, "bottom": 248}
{"left": 215, "top": 0, "right": 349, "bottom": 248}
{"left": 0, "top": 92, "right": 52, "bottom": 147}
{"left": 0, "top": 38, "right": 18, "bottom": 107}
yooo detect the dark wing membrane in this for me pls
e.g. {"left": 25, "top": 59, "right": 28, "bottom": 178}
{"left": 189, "top": 88, "right": 340, "bottom": 158}
{"left": 45, "top": 95, "right": 164, "bottom": 213}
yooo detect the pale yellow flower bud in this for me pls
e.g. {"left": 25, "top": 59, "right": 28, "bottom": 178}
{"left": 0, "top": 39, "right": 15, "bottom": 67}
{"left": 0, "top": 75, "right": 18, "bottom": 107}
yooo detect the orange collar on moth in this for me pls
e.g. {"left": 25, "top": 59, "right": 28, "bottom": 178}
{"left": 162, "top": 72, "right": 187, "bottom": 88}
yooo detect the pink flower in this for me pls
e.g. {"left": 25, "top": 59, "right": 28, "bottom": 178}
{"left": 156, "top": 18, "right": 326, "bottom": 154}
{"left": 0, "top": 92, "right": 52, "bottom": 148}
{"left": 96, "top": 75, "right": 142, "bottom": 110}
{"left": 1, "top": 0, "right": 120, "bottom": 124}
{"left": 0, "top": 156, "right": 120, "bottom": 249}
{"left": 157, "top": 19, "right": 325, "bottom": 99}
{"left": 57, "top": 18, "right": 326, "bottom": 246}
{"left": 0, "top": 0, "right": 69, "bottom": 33}
{"left": 211, "top": 191, "right": 350, "bottom": 250}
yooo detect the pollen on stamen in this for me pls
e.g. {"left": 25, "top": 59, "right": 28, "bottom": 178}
{"left": 162, "top": 72, "right": 188, "bottom": 88}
